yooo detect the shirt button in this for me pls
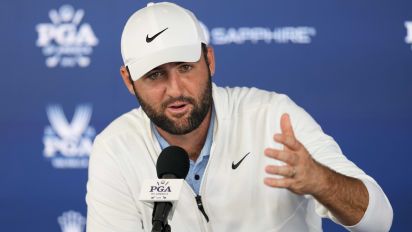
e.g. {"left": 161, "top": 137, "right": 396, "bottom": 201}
{"left": 194, "top": 174, "right": 200, "bottom": 180}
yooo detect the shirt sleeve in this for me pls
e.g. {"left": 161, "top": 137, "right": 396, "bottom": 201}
{"left": 86, "top": 136, "right": 145, "bottom": 232}
{"left": 280, "top": 95, "right": 393, "bottom": 232}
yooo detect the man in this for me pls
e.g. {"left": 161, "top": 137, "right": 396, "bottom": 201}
{"left": 86, "top": 2, "right": 393, "bottom": 231}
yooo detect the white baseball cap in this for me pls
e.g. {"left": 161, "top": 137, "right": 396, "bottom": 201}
{"left": 121, "top": 2, "right": 208, "bottom": 81}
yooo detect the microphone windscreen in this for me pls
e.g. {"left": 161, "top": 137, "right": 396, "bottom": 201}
{"left": 156, "top": 146, "right": 190, "bottom": 179}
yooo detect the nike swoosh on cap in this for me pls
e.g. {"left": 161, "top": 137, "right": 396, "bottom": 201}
{"left": 146, "top": 27, "right": 168, "bottom": 43}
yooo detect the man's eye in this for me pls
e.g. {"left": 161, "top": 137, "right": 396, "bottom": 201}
{"left": 146, "top": 71, "right": 163, "bottom": 80}
{"left": 179, "top": 64, "right": 193, "bottom": 72}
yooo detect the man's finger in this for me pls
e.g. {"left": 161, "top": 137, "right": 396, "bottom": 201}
{"left": 265, "top": 165, "right": 296, "bottom": 177}
{"left": 264, "top": 177, "right": 293, "bottom": 188}
{"left": 280, "top": 113, "right": 295, "bottom": 137}
{"left": 264, "top": 148, "right": 298, "bottom": 165}
{"left": 274, "top": 133, "right": 301, "bottom": 151}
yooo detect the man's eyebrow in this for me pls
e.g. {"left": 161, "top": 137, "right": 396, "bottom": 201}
{"left": 147, "top": 67, "right": 162, "bottom": 72}
{"left": 144, "top": 62, "right": 186, "bottom": 75}
{"left": 144, "top": 67, "right": 163, "bottom": 76}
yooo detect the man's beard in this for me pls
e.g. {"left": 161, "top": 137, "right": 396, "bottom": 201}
{"left": 136, "top": 78, "right": 213, "bottom": 135}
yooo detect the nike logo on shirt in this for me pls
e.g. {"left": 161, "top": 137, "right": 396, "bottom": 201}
{"left": 232, "top": 152, "right": 250, "bottom": 170}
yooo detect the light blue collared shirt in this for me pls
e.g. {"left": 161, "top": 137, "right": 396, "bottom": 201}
{"left": 152, "top": 109, "right": 214, "bottom": 195}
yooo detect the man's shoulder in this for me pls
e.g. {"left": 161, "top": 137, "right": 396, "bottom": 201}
{"left": 97, "top": 108, "right": 149, "bottom": 141}
{"left": 213, "top": 84, "right": 296, "bottom": 113}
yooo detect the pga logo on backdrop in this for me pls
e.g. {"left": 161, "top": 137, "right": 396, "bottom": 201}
{"left": 58, "top": 210, "right": 86, "bottom": 232}
{"left": 43, "top": 104, "right": 95, "bottom": 169}
{"left": 36, "top": 4, "right": 99, "bottom": 68}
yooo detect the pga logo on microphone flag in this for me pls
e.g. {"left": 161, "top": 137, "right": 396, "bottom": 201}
{"left": 139, "top": 179, "right": 184, "bottom": 202}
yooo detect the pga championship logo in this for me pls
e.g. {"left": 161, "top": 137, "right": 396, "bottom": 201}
{"left": 43, "top": 104, "right": 95, "bottom": 169}
{"left": 140, "top": 179, "right": 183, "bottom": 202}
{"left": 58, "top": 210, "right": 86, "bottom": 232}
{"left": 151, "top": 180, "right": 172, "bottom": 193}
{"left": 405, "top": 21, "right": 412, "bottom": 50}
{"left": 150, "top": 180, "right": 171, "bottom": 200}
{"left": 36, "top": 5, "right": 99, "bottom": 68}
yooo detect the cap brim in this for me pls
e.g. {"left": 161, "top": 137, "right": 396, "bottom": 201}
{"left": 127, "top": 43, "right": 202, "bottom": 81}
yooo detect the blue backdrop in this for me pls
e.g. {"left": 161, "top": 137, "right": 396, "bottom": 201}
{"left": 0, "top": 0, "right": 410, "bottom": 231}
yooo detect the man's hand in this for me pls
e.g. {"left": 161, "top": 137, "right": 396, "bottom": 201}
{"left": 263, "top": 113, "right": 326, "bottom": 196}
{"left": 263, "top": 113, "right": 369, "bottom": 226}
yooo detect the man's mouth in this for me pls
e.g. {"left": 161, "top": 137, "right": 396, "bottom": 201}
{"left": 166, "top": 101, "right": 190, "bottom": 115}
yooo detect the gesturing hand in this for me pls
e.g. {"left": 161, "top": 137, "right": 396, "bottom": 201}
{"left": 264, "top": 113, "right": 326, "bottom": 195}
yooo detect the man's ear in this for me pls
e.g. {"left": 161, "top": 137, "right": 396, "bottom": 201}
{"left": 120, "top": 66, "right": 135, "bottom": 95}
{"left": 206, "top": 46, "right": 216, "bottom": 76}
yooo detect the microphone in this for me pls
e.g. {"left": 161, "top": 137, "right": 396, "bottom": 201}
{"left": 152, "top": 146, "right": 190, "bottom": 232}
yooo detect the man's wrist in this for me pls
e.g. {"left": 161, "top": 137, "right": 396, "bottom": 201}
{"left": 309, "top": 161, "right": 369, "bottom": 226}
{"left": 310, "top": 160, "right": 336, "bottom": 199}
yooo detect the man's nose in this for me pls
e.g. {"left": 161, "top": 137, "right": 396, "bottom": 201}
{"left": 165, "top": 71, "right": 184, "bottom": 97}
